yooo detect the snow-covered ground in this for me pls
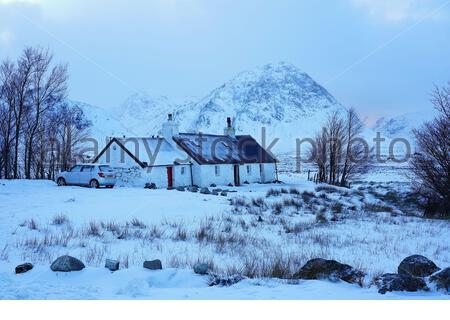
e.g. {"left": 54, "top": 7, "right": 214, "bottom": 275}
{"left": 0, "top": 174, "right": 449, "bottom": 299}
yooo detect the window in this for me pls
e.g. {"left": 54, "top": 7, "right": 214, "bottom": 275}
{"left": 181, "top": 167, "right": 186, "bottom": 175}
{"left": 99, "top": 165, "right": 112, "bottom": 172}
{"left": 70, "top": 165, "right": 82, "bottom": 172}
{"left": 81, "top": 165, "right": 94, "bottom": 172}
{"left": 246, "top": 165, "right": 251, "bottom": 175}
{"left": 215, "top": 165, "right": 220, "bottom": 176}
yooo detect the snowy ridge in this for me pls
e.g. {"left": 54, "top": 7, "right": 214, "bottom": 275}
{"left": 79, "top": 62, "right": 432, "bottom": 153}
{"left": 108, "top": 62, "right": 346, "bottom": 152}
{"left": 73, "top": 101, "right": 132, "bottom": 147}
{"left": 372, "top": 110, "right": 437, "bottom": 141}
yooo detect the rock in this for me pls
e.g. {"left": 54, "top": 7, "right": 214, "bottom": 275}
{"left": 15, "top": 263, "right": 33, "bottom": 274}
{"left": 144, "top": 182, "right": 157, "bottom": 189}
{"left": 398, "top": 255, "right": 440, "bottom": 277}
{"left": 176, "top": 186, "right": 185, "bottom": 191}
{"left": 193, "top": 263, "right": 209, "bottom": 275}
{"left": 429, "top": 267, "right": 450, "bottom": 291}
{"left": 187, "top": 186, "right": 198, "bottom": 193}
{"left": 293, "top": 258, "right": 365, "bottom": 285}
{"left": 375, "top": 273, "right": 429, "bottom": 294}
{"left": 143, "top": 259, "right": 162, "bottom": 270}
{"left": 211, "top": 190, "right": 219, "bottom": 195}
{"left": 210, "top": 183, "right": 217, "bottom": 187}
{"left": 51, "top": 255, "right": 85, "bottom": 272}
{"left": 200, "top": 187, "right": 211, "bottom": 194}
{"left": 220, "top": 191, "right": 228, "bottom": 197}
{"left": 105, "top": 259, "right": 119, "bottom": 272}
{"left": 208, "top": 274, "right": 244, "bottom": 286}
{"left": 212, "top": 188, "right": 222, "bottom": 193}
{"left": 228, "top": 183, "right": 233, "bottom": 187}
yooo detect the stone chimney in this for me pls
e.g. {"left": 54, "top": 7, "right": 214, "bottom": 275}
{"left": 224, "top": 117, "right": 235, "bottom": 137}
{"left": 161, "top": 113, "right": 179, "bottom": 140}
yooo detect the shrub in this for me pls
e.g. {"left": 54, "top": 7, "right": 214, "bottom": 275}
{"left": 315, "top": 208, "right": 328, "bottom": 223}
{"left": 282, "top": 198, "right": 302, "bottom": 209}
{"left": 364, "top": 203, "right": 394, "bottom": 213}
{"left": 52, "top": 214, "right": 69, "bottom": 225}
{"left": 130, "top": 217, "right": 146, "bottom": 229}
{"left": 266, "top": 188, "right": 281, "bottom": 197}
{"left": 173, "top": 226, "right": 187, "bottom": 241}
{"left": 145, "top": 224, "right": 165, "bottom": 240}
{"left": 84, "top": 221, "right": 102, "bottom": 237}
{"left": 301, "top": 191, "right": 315, "bottom": 203}
{"left": 27, "top": 218, "right": 39, "bottom": 230}
{"left": 331, "top": 201, "right": 343, "bottom": 213}
{"left": 316, "top": 185, "right": 339, "bottom": 193}
{"left": 271, "top": 202, "right": 283, "bottom": 215}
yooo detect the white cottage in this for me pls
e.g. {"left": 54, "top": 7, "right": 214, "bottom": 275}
{"left": 93, "top": 115, "right": 278, "bottom": 188}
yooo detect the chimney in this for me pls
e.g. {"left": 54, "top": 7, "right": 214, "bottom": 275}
{"left": 224, "top": 117, "right": 235, "bottom": 137}
{"left": 161, "top": 113, "right": 179, "bottom": 141}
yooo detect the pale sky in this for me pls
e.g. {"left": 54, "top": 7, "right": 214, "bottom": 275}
{"left": 1, "top": 0, "right": 449, "bottom": 123}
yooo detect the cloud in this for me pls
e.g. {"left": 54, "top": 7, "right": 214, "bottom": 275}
{"left": 0, "top": 29, "right": 14, "bottom": 47}
{"left": 0, "top": 0, "right": 40, "bottom": 4}
{"left": 351, "top": 0, "right": 446, "bottom": 22}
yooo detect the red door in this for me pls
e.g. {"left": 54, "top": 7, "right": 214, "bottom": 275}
{"left": 167, "top": 167, "right": 173, "bottom": 188}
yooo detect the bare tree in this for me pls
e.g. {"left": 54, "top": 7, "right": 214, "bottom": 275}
{"left": 11, "top": 48, "right": 34, "bottom": 178}
{"left": 0, "top": 60, "right": 16, "bottom": 179}
{"left": 311, "top": 109, "right": 370, "bottom": 186}
{"left": 340, "top": 108, "right": 368, "bottom": 186}
{"left": 0, "top": 46, "right": 90, "bottom": 180}
{"left": 23, "top": 48, "right": 68, "bottom": 179}
{"left": 411, "top": 84, "right": 450, "bottom": 218}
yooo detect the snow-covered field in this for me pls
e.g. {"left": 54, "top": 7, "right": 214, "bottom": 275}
{"left": 0, "top": 173, "right": 449, "bottom": 299}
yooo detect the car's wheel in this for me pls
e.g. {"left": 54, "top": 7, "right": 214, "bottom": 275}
{"left": 89, "top": 179, "right": 100, "bottom": 189}
{"left": 57, "top": 178, "right": 66, "bottom": 186}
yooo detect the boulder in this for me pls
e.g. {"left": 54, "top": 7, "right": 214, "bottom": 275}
{"left": 398, "top": 255, "right": 440, "bottom": 277}
{"left": 187, "top": 186, "right": 198, "bottom": 193}
{"left": 220, "top": 191, "right": 228, "bottom": 197}
{"left": 212, "top": 188, "right": 222, "bottom": 193}
{"left": 429, "top": 267, "right": 450, "bottom": 291}
{"left": 143, "top": 259, "right": 162, "bottom": 270}
{"left": 375, "top": 273, "right": 428, "bottom": 294}
{"left": 144, "top": 182, "right": 157, "bottom": 189}
{"left": 176, "top": 186, "right": 185, "bottom": 192}
{"left": 293, "top": 258, "right": 365, "bottom": 285}
{"left": 193, "top": 263, "right": 209, "bottom": 275}
{"left": 211, "top": 190, "right": 219, "bottom": 195}
{"left": 51, "top": 255, "right": 85, "bottom": 272}
{"left": 105, "top": 259, "right": 119, "bottom": 272}
{"left": 210, "top": 183, "right": 217, "bottom": 187}
{"left": 200, "top": 187, "right": 211, "bottom": 195}
{"left": 15, "top": 263, "right": 33, "bottom": 274}
{"left": 208, "top": 274, "right": 244, "bottom": 287}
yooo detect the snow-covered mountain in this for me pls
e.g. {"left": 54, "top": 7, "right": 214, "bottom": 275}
{"left": 186, "top": 62, "right": 345, "bottom": 151}
{"left": 73, "top": 101, "right": 132, "bottom": 146}
{"left": 372, "top": 110, "right": 437, "bottom": 141}
{"left": 113, "top": 92, "right": 183, "bottom": 136}
{"left": 109, "top": 62, "right": 345, "bottom": 152}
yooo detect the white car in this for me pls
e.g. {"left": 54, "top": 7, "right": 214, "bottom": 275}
{"left": 56, "top": 164, "right": 116, "bottom": 188}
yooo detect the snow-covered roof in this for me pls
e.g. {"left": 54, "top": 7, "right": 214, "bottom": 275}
{"left": 93, "top": 137, "right": 190, "bottom": 167}
{"left": 173, "top": 133, "right": 277, "bottom": 165}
